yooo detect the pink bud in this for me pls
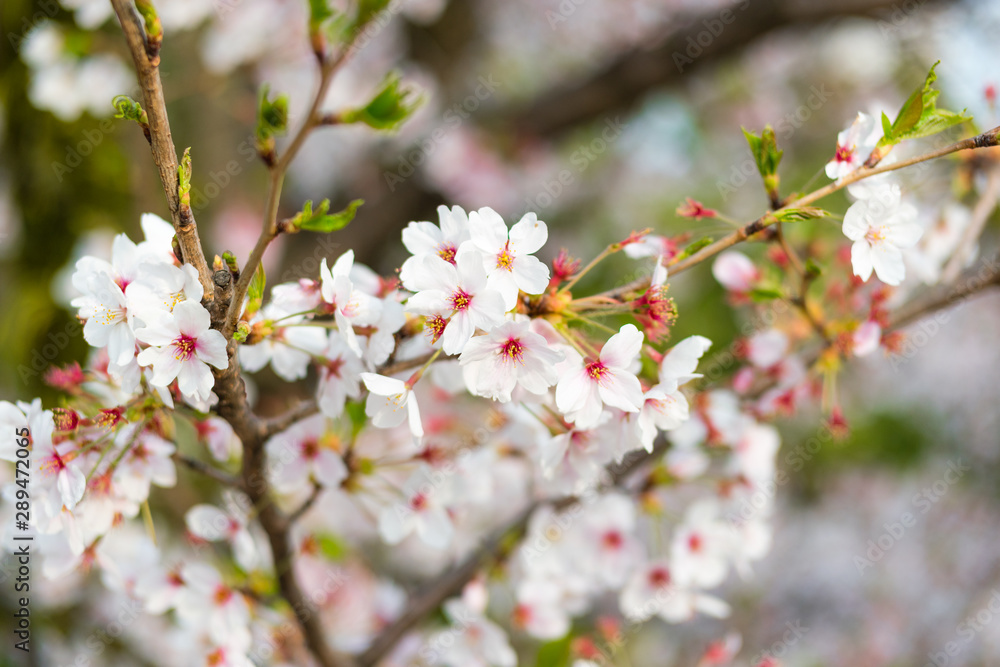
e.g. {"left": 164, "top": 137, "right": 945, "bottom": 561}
{"left": 712, "top": 251, "right": 759, "bottom": 292}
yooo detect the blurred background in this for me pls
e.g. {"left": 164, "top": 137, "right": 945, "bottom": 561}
{"left": 2, "top": 0, "right": 1000, "bottom": 664}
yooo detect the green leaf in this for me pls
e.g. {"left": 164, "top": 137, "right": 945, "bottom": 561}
{"left": 247, "top": 263, "right": 266, "bottom": 317}
{"left": 341, "top": 73, "right": 423, "bottom": 132}
{"left": 749, "top": 285, "right": 785, "bottom": 302}
{"left": 805, "top": 257, "right": 824, "bottom": 278}
{"left": 356, "top": 0, "right": 393, "bottom": 28}
{"left": 112, "top": 95, "right": 148, "bottom": 125}
{"left": 533, "top": 636, "right": 572, "bottom": 667}
{"left": 315, "top": 533, "right": 348, "bottom": 561}
{"left": 742, "top": 125, "right": 783, "bottom": 178}
{"left": 345, "top": 400, "right": 367, "bottom": 437}
{"left": 289, "top": 199, "right": 363, "bottom": 233}
{"left": 309, "top": 0, "right": 334, "bottom": 27}
{"left": 676, "top": 236, "right": 714, "bottom": 261}
{"left": 178, "top": 148, "right": 192, "bottom": 208}
{"left": 256, "top": 84, "right": 289, "bottom": 142}
{"left": 879, "top": 61, "right": 972, "bottom": 147}
{"left": 770, "top": 206, "right": 828, "bottom": 223}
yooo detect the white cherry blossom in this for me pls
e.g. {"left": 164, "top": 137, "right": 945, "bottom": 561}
{"left": 826, "top": 112, "right": 882, "bottom": 180}
{"left": 459, "top": 320, "right": 564, "bottom": 402}
{"left": 843, "top": 184, "right": 923, "bottom": 285}
{"left": 467, "top": 207, "right": 550, "bottom": 309}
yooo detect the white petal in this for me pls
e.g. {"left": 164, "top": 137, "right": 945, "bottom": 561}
{"left": 851, "top": 241, "right": 874, "bottom": 281}
{"left": 600, "top": 324, "right": 643, "bottom": 369}
{"left": 509, "top": 212, "right": 547, "bottom": 254}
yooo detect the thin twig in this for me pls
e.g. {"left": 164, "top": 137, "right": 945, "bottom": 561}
{"left": 593, "top": 126, "right": 1000, "bottom": 302}
{"left": 110, "top": 0, "right": 213, "bottom": 300}
{"left": 941, "top": 165, "right": 1000, "bottom": 283}
{"left": 174, "top": 452, "right": 240, "bottom": 487}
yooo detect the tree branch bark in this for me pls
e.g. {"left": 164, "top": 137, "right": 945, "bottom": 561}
{"left": 110, "top": 0, "right": 213, "bottom": 300}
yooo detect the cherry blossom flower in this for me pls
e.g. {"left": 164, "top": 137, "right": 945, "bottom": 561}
{"left": 404, "top": 246, "right": 506, "bottom": 354}
{"left": 619, "top": 560, "right": 730, "bottom": 624}
{"left": 512, "top": 579, "right": 572, "bottom": 640}
{"left": 712, "top": 251, "right": 759, "bottom": 294}
{"left": 319, "top": 250, "right": 383, "bottom": 355}
{"left": 635, "top": 335, "right": 712, "bottom": 451}
{"left": 459, "top": 320, "right": 564, "bottom": 402}
{"left": 671, "top": 500, "right": 735, "bottom": 588}
{"left": 360, "top": 373, "right": 424, "bottom": 439}
{"left": 175, "top": 562, "right": 252, "bottom": 648}
{"left": 194, "top": 416, "right": 241, "bottom": 462}
{"left": 399, "top": 204, "right": 471, "bottom": 287}
{"left": 429, "top": 590, "right": 517, "bottom": 667}
{"left": 317, "top": 332, "right": 364, "bottom": 418}
{"left": 239, "top": 307, "right": 327, "bottom": 382}
{"left": 265, "top": 414, "right": 348, "bottom": 492}
{"left": 467, "top": 207, "right": 550, "bottom": 310}
{"left": 825, "top": 112, "right": 882, "bottom": 180}
{"left": 843, "top": 184, "right": 923, "bottom": 285}
{"left": 34, "top": 410, "right": 87, "bottom": 511}
{"left": 135, "top": 300, "right": 228, "bottom": 403}
{"left": 186, "top": 501, "right": 259, "bottom": 571}
{"left": 378, "top": 466, "right": 453, "bottom": 549}
{"left": 126, "top": 262, "right": 203, "bottom": 321}
{"left": 853, "top": 319, "right": 883, "bottom": 357}
{"left": 111, "top": 424, "right": 177, "bottom": 503}
{"left": 555, "top": 324, "right": 645, "bottom": 428}
{"left": 623, "top": 234, "right": 681, "bottom": 261}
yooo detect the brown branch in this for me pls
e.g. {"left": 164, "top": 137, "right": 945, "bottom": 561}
{"left": 888, "top": 253, "right": 1000, "bottom": 331}
{"left": 174, "top": 452, "right": 240, "bottom": 487}
{"left": 110, "top": 0, "right": 213, "bottom": 301}
{"left": 941, "top": 165, "right": 1000, "bottom": 283}
{"left": 262, "top": 351, "right": 441, "bottom": 439}
{"left": 224, "top": 48, "right": 354, "bottom": 338}
{"left": 492, "top": 0, "right": 955, "bottom": 139}
{"left": 358, "top": 441, "right": 667, "bottom": 666}
{"left": 592, "top": 126, "right": 1000, "bottom": 302}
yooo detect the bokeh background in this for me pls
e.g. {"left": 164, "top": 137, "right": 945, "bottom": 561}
{"left": 2, "top": 0, "right": 1000, "bottom": 665}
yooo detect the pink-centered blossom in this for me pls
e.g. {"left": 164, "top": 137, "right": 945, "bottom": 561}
{"left": 555, "top": 324, "right": 645, "bottom": 428}
{"left": 459, "top": 320, "right": 564, "bottom": 402}
{"left": 135, "top": 300, "right": 228, "bottom": 403}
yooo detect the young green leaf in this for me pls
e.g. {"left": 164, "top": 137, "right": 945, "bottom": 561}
{"left": 749, "top": 285, "right": 785, "bottom": 302}
{"left": 770, "top": 206, "right": 828, "bottom": 223}
{"left": 288, "top": 199, "right": 364, "bottom": 233}
{"left": 247, "top": 264, "right": 266, "bottom": 317}
{"left": 178, "top": 148, "right": 192, "bottom": 208}
{"left": 676, "top": 236, "right": 714, "bottom": 261}
{"left": 355, "top": 0, "right": 393, "bottom": 28}
{"left": 878, "top": 61, "right": 971, "bottom": 147}
{"left": 341, "top": 73, "right": 423, "bottom": 132}
{"left": 743, "top": 125, "right": 783, "bottom": 201}
{"left": 112, "top": 95, "right": 148, "bottom": 125}
{"left": 256, "top": 85, "right": 289, "bottom": 142}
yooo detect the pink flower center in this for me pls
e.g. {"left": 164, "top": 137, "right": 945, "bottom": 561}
{"left": 325, "top": 357, "right": 345, "bottom": 378}
{"left": 500, "top": 337, "right": 525, "bottom": 364}
{"left": 834, "top": 144, "right": 854, "bottom": 163}
{"left": 173, "top": 334, "right": 198, "bottom": 361}
{"left": 688, "top": 533, "right": 703, "bottom": 552}
{"left": 449, "top": 289, "right": 472, "bottom": 312}
{"left": 865, "top": 226, "right": 887, "bottom": 246}
{"left": 409, "top": 493, "right": 428, "bottom": 511}
{"left": 602, "top": 530, "right": 623, "bottom": 550}
{"left": 586, "top": 361, "right": 608, "bottom": 384}
{"left": 301, "top": 439, "right": 319, "bottom": 460}
{"left": 648, "top": 566, "right": 671, "bottom": 588}
{"left": 426, "top": 315, "right": 448, "bottom": 343}
{"left": 437, "top": 243, "right": 457, "bottom": 264}
{"left": 495, "top": 243, "right": 515, "bottom": 272}
{"left": 213, "top": 584, "right": 233, "bottom": 606}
